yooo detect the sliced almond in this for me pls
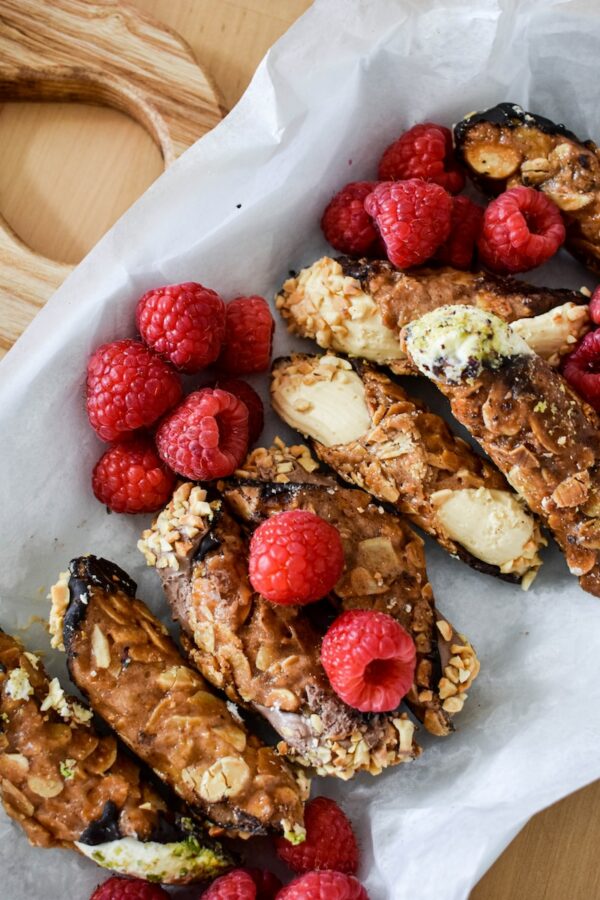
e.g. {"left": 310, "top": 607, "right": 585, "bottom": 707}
{"left": 91, "top": 625, "right": 110, "bottom": 669}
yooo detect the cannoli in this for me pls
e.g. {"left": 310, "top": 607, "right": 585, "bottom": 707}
{"left": 403, "top": 304, "right": 600, "bottom": 598}
{"left": 0, "top": 628, "right": 231, "bottom": 883}
{"left": 454, "top": 102, "right": 600, "bottom": 274}
{"left": 138, "top": 483, "right": 420, "bottom": 776}
{"left": 270, "top": 353, "right": 545, "bottom": 585}
{"left": 50, "top": 556, "right": 307, "bottom": 839}
{"left": 231, "top": 440, "right": 480, "bottom": 737}
{"left": 275, "top": 256, "right": 590, "bottom": 373}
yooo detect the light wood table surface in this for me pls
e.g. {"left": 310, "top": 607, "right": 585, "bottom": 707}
{"left": 1, "top": 2, "right": 598, "bottom": 897}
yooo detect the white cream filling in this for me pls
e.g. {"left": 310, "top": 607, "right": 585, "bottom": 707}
{"left": 289, "top": 259, "right": 404, "bottom": 363}
{"left": 405, "top": 305, "right": 532, "bottom": 383}
{"left": 271, "top": 358, "right": 372, "bottom": 447}
{"left": 510, "top": 302, "right": 589, "bottom": 362}
{"left": 75, "top": 835, "right": 220, "bottom": 883}
{"left": 432, "top": 487, "right": 538, "bottom": 572}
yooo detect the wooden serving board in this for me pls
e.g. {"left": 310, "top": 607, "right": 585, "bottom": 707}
{"left": 0, "top": 0, "right": 224, "bottom": 359}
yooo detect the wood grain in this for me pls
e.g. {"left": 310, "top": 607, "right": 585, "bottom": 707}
{"left": 0, "top": 0, "right": 223, "bottom": 356}
{"left": 0, "top": 2, "right": 598, "bottom": 897}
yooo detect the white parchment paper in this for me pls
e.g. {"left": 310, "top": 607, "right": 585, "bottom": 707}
{"left": 2, "top": 1, "right": 600, "bottom": 897}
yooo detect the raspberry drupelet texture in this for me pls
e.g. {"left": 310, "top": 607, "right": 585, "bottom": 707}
{"left": 365, "top": 180, "right": 452, "bottom": 269}
{"left": 248, "top": 510, "right": 345, "bottom": 605}
{"left": 213, "top": 378, "right": 265, "bottom": 445}
{"left": 588, "top": 285, "right": 600, "bottom": 325}
{"left": 321, "top": 181, "right": 380, "bottom": 255}
{"left": 89, "top": 877, "right": 169, "bottom": 900}
{"left": 136, "top": 282, "right": 226, "bottom": 373}
{"left": 243, "top": 869, "right": 282, "bottom": 900}
{"left": 562, "top": 330, "right": 600, "bottom": 411}
{"left": 156, "top": 388, "right": 249, "bottom": 480}
{"left": 201, "top": 870, "right": 257, "bottom": 900}
{"left": 92, "top": 436, "right": 176, "bottom": 514}
{"left": 86, "top": 339, "right": 182, "bottom": 442}
{"left": 378, "top": 122, "right": 465, "bottom": 194}
{"left": 477, "top": 186, "right": 565, "bottom": 274}
{"left": 276, "top": 871, "right": 370, "bottom": 900}
{"left": 435, "top": 195, "right": 484, "bottom": 269}
{"left": 321, "top": 610, "right": 416, "bottom": 713}
{"left": 275, "top": 797, "right": 359, "bottom": 875}
{"left": 218, "top": 296, "right": 274, "bottom": 375}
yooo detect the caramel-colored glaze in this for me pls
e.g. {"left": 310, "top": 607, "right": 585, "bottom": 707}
{"left": 65, "top": 563, "right": 305, "bottom": 835}
{"left": 0, "top": 630, "right": 162, "bottom": 848}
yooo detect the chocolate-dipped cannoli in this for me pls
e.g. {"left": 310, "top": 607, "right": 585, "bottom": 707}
{"left": 454, "top": 103, "right": 600, "bottom": 274}
{"left": 139, "top": 484, "right": 420, "bottom": 776}
{"left": 230, "top": 440, "right": 479, "bottom": 737}
{"left": 0, "top": 629, "right": 231, "bottom": 883}
{"left": 50, "top": 557, "right": 307, "bottom": 840}
{"left": 270, "top": 353, "right": 545, "bottom": 586}
{"left": 403, "top": 304, "right": 600, "bottom": 598}
{"left": 275, "top": 256, "right": 590, "bottom": 373}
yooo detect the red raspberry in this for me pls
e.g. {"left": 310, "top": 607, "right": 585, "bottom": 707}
{"left": 92, "top": 436, "right": 176, "bottom": 514}
{"left": 89, "top": 876, "right": 169, "bottom": 900}
{"left": 378, "top": 123, "right": 465, "bottom": 194}
{"left": 202, "top": 870, "right": 257, "bottom": 899}
{"left": 321, "top": 610, "right": 416, "bottom": 713}
{"left": 213, "top": 378, "right": 264, "bottom": 445}
{"left": 364, "top": 180, "right": 452, "bottom": 269}
{"left": 435, "top": 195, "right": 484, "bottom": 269}
{"left": 276, "top": 871, "right": 369, "bottom": 900}
{"left": 218, "top": 296, "right": 274, "bottom": 375}
{"left": 321, "top": 182, "right": 380, "bottom": 255}
{"left": 249, "top": 510, "right": 345, "bottom": 605}
{"left": 156, "top": 388, "right": 248, "bottom": 480}
{"left": 86, "top": 339, "right": 182, "bottom": 442}
{"left": 562, "top": 330, "right": 600, "bottom": 411}
{"left": 136, "top": 282, "right": 225, "bottom": 374}
{"left": 243, "top": 869, "right": 282, "bottom": 900}
{"left": 478, "top": 186, "right": 565, "bottom": 274}
{"left": 588, "top": 286, "right": 600, "bottom": 325}
{"left": 275, "top": 797, "right": 358, "bottom": 875}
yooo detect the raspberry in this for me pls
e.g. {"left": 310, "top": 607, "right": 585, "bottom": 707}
{"left": 276, "top": 871, "right": 369, "bottom": 900}
{"left": 89, "top": 876, "right": 169, "bottom": 900}
{"left": 136, "top": 282, "right": 225, "bottom": 374}
{"left": 562, "top": 330, "right": 600, "bottom": 411}
{"left": 275, "top": 797, "right": 358, "bottom": 875}
{"left": 321, "top": 610, "right": 416, "bottom": 713}
{"left": 477, "top": 186, "right": 565, "bottom": 274}
{"left": 92, "top": 436, "right": 176, "bottom": 514}
{"left": 364, "top": 180, "right": 452, "bottom": 269}
{"left": 86, "top": 339, "right": 182, "bottom": 442}
{"left": 378, "top": 123, "right": 465, "bottom": 194}
{"left": 156, "top": 388, "right": 248, "bottom": 480}
{"left": 213, "top": 378, "right": 264, "bottom": 445}
{"left": 249, "top": 510, "right": 345, "bottom": 605}
{"left": 321, "top": 182, "right": 380, "bottom": 255}
{"left": 589, "top": 286, "right": 600, "bottom": 325}
{"left": 435, "top": 195, "right": 484, "bottom": 269}
{"left": 202, "top": 870, "right": 257, "bottom": 899}
{"left": 218, "top": 296, "right": 274, "bottom": 375}
{"left": 243, "top": 869, "right": 282, "bottom": 900}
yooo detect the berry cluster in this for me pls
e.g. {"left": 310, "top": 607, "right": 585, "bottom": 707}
{"left": 321, "top": 121, "right": 566, "bottom": 274}
{"left": 90, "top": 796, "right": 368, "bottom": 899}
{"left": 86, "top": 284, "right": 273, "bottom": 513}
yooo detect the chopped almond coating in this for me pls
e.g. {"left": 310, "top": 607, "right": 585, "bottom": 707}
{"left": 275, "top": 256, "right": 590, "bottom": 373}
{"left": 454, "top": 103, "right": 600, "bottom": 274}
{"left": 59, "top": 556, "right": 306, "bottom": 838}
{"left": 0, "top": 629, "right": 231, "bottom": 883}
{"left": 270, "top": 353, "right": 545, "bottom": 585}
{"left": 404, "top": 304, "right": 600, "bottom": 598}
{"left": 140, "top": 489, "right": 419, "bottom": 776}
{"left": 237, "top": 442, "right": 479, "bottom": 737}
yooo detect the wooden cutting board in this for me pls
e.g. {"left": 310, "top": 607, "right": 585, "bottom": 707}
{"left": 0, "top": 0, "right": 223, "bottom": 359}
